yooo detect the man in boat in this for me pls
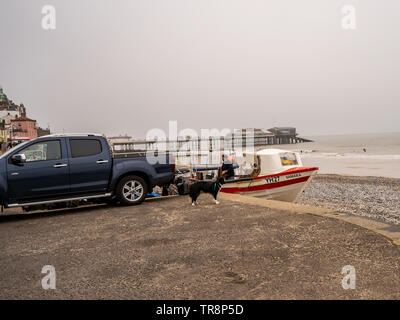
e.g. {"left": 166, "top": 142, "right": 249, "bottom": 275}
{"left": 221, "top": 154, "right": 235, "bottom": 180}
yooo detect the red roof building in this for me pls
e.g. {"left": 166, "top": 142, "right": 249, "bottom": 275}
{"left": 10, "top": 116, "right": 38, "bottom": 142}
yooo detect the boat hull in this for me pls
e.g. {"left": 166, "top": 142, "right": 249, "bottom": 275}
{"left": 220, "top": 167, "right": 318, "bottom": 202}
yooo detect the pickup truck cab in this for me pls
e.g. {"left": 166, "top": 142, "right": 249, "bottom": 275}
{"left": 0, "top": 134, "right": 175, "bottom": 210}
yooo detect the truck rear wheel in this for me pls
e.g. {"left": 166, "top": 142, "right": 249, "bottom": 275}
{"left": 116, "top": 175, "right": 148, "bottom": 205}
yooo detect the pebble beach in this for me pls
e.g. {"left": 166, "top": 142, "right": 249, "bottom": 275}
{"left": 298, "top": 174, "right": 400, "bottom": 226}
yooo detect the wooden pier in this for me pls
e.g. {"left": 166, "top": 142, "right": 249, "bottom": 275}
{"left": 110, "top": 127, "right": 313, "bottom": 157}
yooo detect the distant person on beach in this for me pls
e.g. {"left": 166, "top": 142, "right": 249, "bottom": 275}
{"left": 221, "top": 154, "right": 234, "bottom": 180}
{"left": 363, "top": 148, "right": 367, "bottom": 152}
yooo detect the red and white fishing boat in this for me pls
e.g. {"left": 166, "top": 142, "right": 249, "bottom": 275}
{"left": 179, "top": 149, "right": 318, "bottom": 202}
{"left": 220, "top": 149, "right": 318, "bottom": 202}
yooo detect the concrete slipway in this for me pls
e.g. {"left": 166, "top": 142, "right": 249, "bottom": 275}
{"left": 0, "top": 193, "right": 400, "bottom": 299}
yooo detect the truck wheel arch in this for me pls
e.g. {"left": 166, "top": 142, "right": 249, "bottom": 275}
{"left": 114, "top": 171, "right": 151, "bottom": 193}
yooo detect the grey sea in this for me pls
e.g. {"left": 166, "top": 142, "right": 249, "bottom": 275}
{"left": 282, "top": 132, "right": 400, "bottom": 179}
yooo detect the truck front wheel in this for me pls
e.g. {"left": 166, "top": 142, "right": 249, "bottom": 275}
{"left": 116, "top": 175, "right": 148, "bottom": 205}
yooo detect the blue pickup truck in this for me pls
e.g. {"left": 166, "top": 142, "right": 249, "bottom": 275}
{"left": 0, "top": 134, "right": 175, "bottom": 211}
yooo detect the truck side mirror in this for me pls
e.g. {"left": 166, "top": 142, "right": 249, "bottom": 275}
{"left": 11, "top": 154, "right": 26, "bottom": 164}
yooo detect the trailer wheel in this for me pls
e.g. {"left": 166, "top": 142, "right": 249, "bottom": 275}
{"left": 116, "top": 175, "right": 148, "bottom": 205}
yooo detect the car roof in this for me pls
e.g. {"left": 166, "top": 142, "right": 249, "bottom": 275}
{"left": 38, "top": 133, "right": 103, "bottom": 138}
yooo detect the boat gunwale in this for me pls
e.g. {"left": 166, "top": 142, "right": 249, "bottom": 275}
{"left": 253, "top": 166, "right": 319, "bottom": 180}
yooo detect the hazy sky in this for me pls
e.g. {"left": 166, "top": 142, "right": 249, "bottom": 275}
{"left": 0, "top": 0, "right": 399, "bottom": 138}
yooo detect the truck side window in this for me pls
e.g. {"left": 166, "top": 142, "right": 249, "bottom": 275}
{"left": 16, "top": 140, "right": 61, "bottom": 162}
{"left": 70, "top": 139, "right": 102, "bottom": 158}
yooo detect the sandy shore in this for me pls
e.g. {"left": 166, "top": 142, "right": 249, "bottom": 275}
{"left": 298, "top": 174, "right": 400, "bottom": 226}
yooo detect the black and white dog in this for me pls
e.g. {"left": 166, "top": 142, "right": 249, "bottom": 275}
{"left": 189, "top": 177, "right": 225, "bottom": 206}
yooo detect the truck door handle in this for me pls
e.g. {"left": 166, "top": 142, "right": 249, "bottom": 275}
{"left": 54, "top": 163, "right": 68, "bottom": 168}
{"left": 96, "top": 160, "right": 109, "bottom": 164}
